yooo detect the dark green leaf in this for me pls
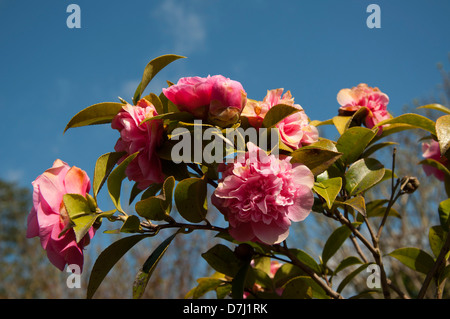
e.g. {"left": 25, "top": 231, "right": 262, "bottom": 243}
{"left": 362, "top": 142, "right": 398, "bottom": 158}
{"left": 333, "top": 256, "right": 363, "bottom": 275}
{"left": 64, "top": 102, "right": 124, "bottom": 133}
{"left": 174, "top": 177, "right": 207, "bottom": 223}
{"left": 337, "top": 264, "right": 371, "bottom": 293}
{"left": 281, "top": 277, "right": 313, "bottom": 299}
{"left": 345, "top": 158, "right": 385, "bottom": 195}
{"left": 336, "top": 127, "right": 376, "bottom": 165}
{"left": 428, "top": 225, "right": 448, "bottom": 258}
{"left": 288, "top": 249, "right": 321, "bottom": 274}
{"left": 119, "top": 215, "right": 141, "bottom": 233}
{"left": 261, "top": 104, "right": 300, "bottom": 128}
{"left": 231, "top": 261, "right": 251, "bottom": 299}
{"left": 388, "top": 247, "right": 435, "bottom": 275}
{"left": 87, "top": 234, "right": 150, "bottom": 299}
{"left": 201, "top": 244, "right": 243, "bottom": 277}
{"left": 133, "top": 232, "right": 178, "bottom": 299}
{"left": 322, "top": 225, "right": 353, "bottom": 266}
{"left": 107, "top": 152, "right": 138, "bottom": 213}
{"left": 135, "top": 176, "right": 175, "bottom": 221}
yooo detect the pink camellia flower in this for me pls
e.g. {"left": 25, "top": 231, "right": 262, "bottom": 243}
{"left": 337, "top": 83, "right": 391, "bottom": 131}
{"left": 163, "top": 75, "right": 247, "bottom": 126}
{"left": 212, "top": 142, "right": 314, "bottom": 245}
{"left": 241, "top": 88, "right": 319, "bottom": 150}
{"left": 26, "top": 159, "right": 94, "bottom": 272}
{"left": 111, "top": 98, "right": 165, "bottom": 190}
{"left": 422, "top": 140, "right": 448, "bottom": 181}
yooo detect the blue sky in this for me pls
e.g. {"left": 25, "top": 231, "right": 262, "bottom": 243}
{"left": 1, "top": 0, "right": 449, "bottom": 200}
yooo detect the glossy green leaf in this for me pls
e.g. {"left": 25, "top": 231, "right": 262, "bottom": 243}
{"left": 375, "top": 113, "right": 436, "bottom": 136}
{"left": 174, "top": 177, "right": 207, "bottom": 223}
{"left": 438, "top": 198, "right": 450, "bottom": 231}
{"left": 332, "top": 107, "right": 369, "bottom": 135}
{"left": 64, "top": 102, "right": 124, "bottom": 133}
{"left": 133, "top": 232, "right": 178, "bottom": 299}
{"left": 261, "top": 104, "right": 300, "bottom": 128}
{"left": 336, "top": 195, "right": 366, "bottom": 217}
{"left": 87, "top": 234, "right": 151, "bottom": 299}
{"left": 133, "top": 54, "right": 185, "bottom": 104}
{"left": 288, "top": 249, "right": 322, "bottom": 274}
{"left": 417, "top": 103, "right": 450, "bottom": 115}
{"left": 345, "top": 158, "right": 385, "bottom": 196}
{"left": 429, "top": 225, "right": 448, "bottom": 258}
{"left": 436, "top": 115, "right": 450, "bottom": 158}
{"left": 107, "top": 152, "right": 138, "bottom": 213}
{"left": 313, "top": 177, "right": 342, "bottom": 209}
{"left": 201, "top": 244, "right": 243, "bottom": 277}
{"left": 290, "top": 147, "right": 342, "bottom": 176}
{"left": 93, "top": 152, "right": 125, "bottom": 199}
{"left": 322, "top": 225, "right": 353, "bottom": 266}
{"left": 135, "top": 176, "right": 175, "bottom": 221}
{"left": 336, "top": 127, "right": 376, "bottom": 165}
{"left": 388, "top": 247, "right": 435, "bottom": 275}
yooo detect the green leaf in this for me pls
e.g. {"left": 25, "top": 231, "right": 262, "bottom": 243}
{"left": 107, "top": 152, "right": 138, "bottom": 213}
{"left": 388, "top": 247, "right": 435, "bottom": 275}
{"left": 64, "top": 102, "right": 124, "bottom": 133}
{"left": 364, "top": 199, "right": 401, "bottom": 219}
{"left": 417, "top": 103, "right": 450, "bottom": 115}
{"left": 288, "top": 249, "right": 322, "bottom": 274}
{"left": 87, "top": 234, "right": 151, "bottom": 299}
{"left": 290, "top": 147, "right": 342, "bottom": 176}
{"left": 231, "top": 260, "right": 251, "bottom": 299}
{"left": 281, "top": 277, "right": 313, "bottom": 299}
{"left": 438, "top": 198, "right": 450, "bottom": 231}
{"left": 93, "top": 152, "right": 125, "bottom": 199}
{"left": 345, "top": 158, "right": 385, "bottom": 196}
{"left": 333, "top": 256, "right": 363, "bottom": 275}
{"left": 418, "top": 158, "right": 450, "bottom": 178}
{"left": 174, "top": 177, "right": 208, "bottom": 223}
{"left": 332, "top": 107, "right": 369, "bottom": 135}
{"left": 313, "top": 177, "right": 342, "bottom": 209}
{"left": 436, "top": 115, "right": 450, "bottom": 158}
{"left": 119, "top": 215, "right": 141, "bottom": 233}
{"left": 375, "top": 113, "right": 436, "bottom": 136}
{"left": 336, "top": 127, "right": 376, "bottom": 165}
{"left": 362, "top": 142, "right": 398, "bottom": 158}
{"left": 428, "top": 225, "right": 448, "bottom": 258}
{"left": 322, "top": 225, "right": 353, "bottom": 266}
{"left": 62, "top": 194, "right": 109, "bottom": 243}
{"left": 133, "top": 232, "right": 178, "bottom": 299}
{"left": 201, "top": 244, "right": 243, "bottom": 277}
{"left": 337, "top": 264, "right": 371, "bottom": 294}
{"left": 133, "top": 54, "right": 185, "bottom": 104}
{"left": 186, "top": 277, "right": 225, "bottom": 299}
{"left": 261, "top": 104, "right": 300, "bottom": 128}
{"left": 336, "top": 195, "right": 366, "bottom": 217}
{"left": 135, "top": 176, "right": 175, "bottom": 221}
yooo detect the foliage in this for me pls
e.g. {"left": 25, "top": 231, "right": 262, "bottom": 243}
{"left": 27, "top": 54, "right": 450, "bottom": 299}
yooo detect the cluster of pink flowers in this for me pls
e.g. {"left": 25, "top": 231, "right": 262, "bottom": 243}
{"left": 337, "top": 83, "right": 391, "bottom": 132}
{"left": 242, "top": 88, "right": 319, "bottom": 150}
{"left": 26, "top": 159, "right": 94, "bottom": 272}
{"left": 212, "top": 142, "right": 315, "bottom": 245}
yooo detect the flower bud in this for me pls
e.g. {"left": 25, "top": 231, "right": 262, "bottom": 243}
{"left": 400, "top": 176, "right": 420, "bottom": 194}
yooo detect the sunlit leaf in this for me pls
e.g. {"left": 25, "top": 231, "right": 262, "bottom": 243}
{"left": 261, "top": 104, "right": 300, "bottom": 128}
{"left": 436, "top": 115, "right": 450, "bottom": 158}
{"left": 417, "top": 103, "right": 450, "bottom": 115}
{"left": 313, "top": 177, "right": 342, "bottom": 209}
{"left": 64, "top": 102, "right": 124, "bottom": 133}
{"left": 388, "top": 247, "right": 435, "bottom": 275}
{"left": 345, "top": 158, "right": 385, "bottom": 196}
{"left": 375, "top": 113, "right": 436, "bottom": 136}
{"left": 336, "top": 127, "right": 376, "bottom": 165}
{"left": 93, "top": 152, "right": 125, "bottom": 199}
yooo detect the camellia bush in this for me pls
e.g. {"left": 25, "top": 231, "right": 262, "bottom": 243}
{"left": 26, "top": 54, "right": 450, "bottom": 299}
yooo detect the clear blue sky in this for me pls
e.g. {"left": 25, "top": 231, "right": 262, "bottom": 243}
{"left": 1, "top": 0, "right": 449, "bottom": 199}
